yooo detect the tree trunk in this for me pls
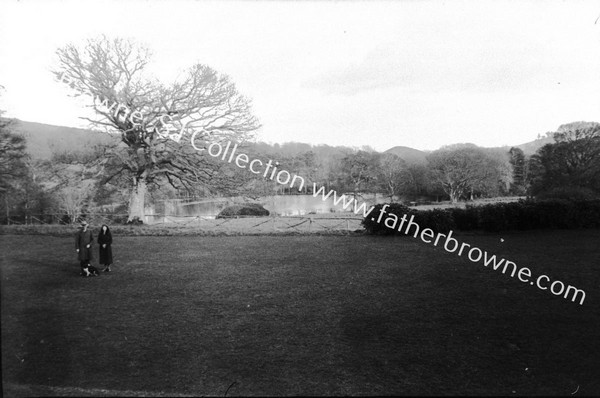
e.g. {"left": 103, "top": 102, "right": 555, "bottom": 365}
{"left": 128, "top": 177, "right": 147, "bottom": 222}
{"left": 450, "top": 188, "right": 459, "bottom": 204}
{"left": 5, "top": 194, "right": 9, "bottom": 225}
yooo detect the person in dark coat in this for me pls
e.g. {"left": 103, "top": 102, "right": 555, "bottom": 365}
{"left": 98, "top": 224, "right": 113, "bottom": 272}
{"left": 75, "top": 220, "right": 94, "bottom": 273}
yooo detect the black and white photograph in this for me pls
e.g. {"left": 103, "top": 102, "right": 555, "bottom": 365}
{"left": 1, "top": 0, "right": 599, "bottom": 396}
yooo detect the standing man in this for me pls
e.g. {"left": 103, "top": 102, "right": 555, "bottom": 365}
{"left": 75, "top": 220, "right": 94, "bottom": 273}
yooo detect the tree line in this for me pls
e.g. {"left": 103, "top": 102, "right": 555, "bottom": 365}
{"left": 220, "top": 129, "right": 599, "bottom": 205}
{"left": 2, "top": 117, "right": 598, "bottom": 225}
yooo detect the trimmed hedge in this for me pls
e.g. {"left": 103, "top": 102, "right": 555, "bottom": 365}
{"left": 362, "top": 199, "right": 600, "bottom": 235}
{"left": 216, "top": 203, "right": 270, "bottom": 219}
{"left": 449, "top": 206, "right": 479, "bottom": 231}
{"left": 536, "top": 186, "right": 599, "bottom": 201}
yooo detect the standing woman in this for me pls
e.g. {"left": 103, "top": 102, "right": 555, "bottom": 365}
{"left": 75, "top": 220, "right": 93, "bottom": 272}
{"left": 98, "top": 224, "right": 113, "bottom": 272}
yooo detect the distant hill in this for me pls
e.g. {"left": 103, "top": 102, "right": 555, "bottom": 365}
{"left": 10, "top": 120, "right": 114, "bottom": 159}
{"left": 508, "top": 137, "right": 554, "bottom": 155}
{"left": 384, "top": 146, "right": 428, "bottom": 164}
{"left": 9, "top": 119, "right": 556, "bottom": 162}
{"left": 386, "top": 137, "right": 555, "bottom": 162}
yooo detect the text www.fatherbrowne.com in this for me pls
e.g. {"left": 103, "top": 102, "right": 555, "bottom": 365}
{"left": 191, "top": 136, "right": 586, "bottom": 305}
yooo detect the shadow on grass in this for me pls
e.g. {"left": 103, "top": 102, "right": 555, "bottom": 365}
{"left": 18, "top": 307, "right": 73, "bottom": 386}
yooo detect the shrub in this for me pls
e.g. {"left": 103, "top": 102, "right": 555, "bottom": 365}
{"left": 414, "top": 208, "right": 454, "bottom": 234}
{"left": 533, "top": 200, "right": 572, "bottom": 229}
{"left": 362, "top": 204, "right": 407, "bottom": 235}
{"left": 125, "top": 217, "right": 144, "bottom": 225}
{"left": 216, "top": 203, "right": 270, "bottom": 219}
{"left": 536, "top": 186, "right": 599, "bottom": 201}
{"left": 449, "top": 206, "right": 480, "bottom": 231}
{"left": 476, "top": 201, "right": 537, "bottom": 231}
{"left": 363, "top": 199, "right": 600, "bottom": 235}
{"left": 573, "top": 200, "right": 600, "bottom": 228}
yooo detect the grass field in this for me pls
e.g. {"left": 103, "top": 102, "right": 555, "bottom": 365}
{"left": 2, "top": 230, "right": 600, "bottom": 396}
{"left": 0, "top": 215, "right": 365, "bottom": 236}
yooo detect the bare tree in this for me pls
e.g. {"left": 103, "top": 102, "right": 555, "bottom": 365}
{"left": 44, "top": 161, "right": 102, "bottom": 224}
{"left": 427, "top": 145, "right": 508, "bottom": 203}
{"left": 54, "top": 36, "right": 260, "bottom": 222}
{"left": 56, "top": 182, "right": 95, "bottom": 224}
{"left": 340, "top": 150, "right": 380, "bottom": 200}
{"left": 378, "top": 153, "right": 410, "bottom": 202}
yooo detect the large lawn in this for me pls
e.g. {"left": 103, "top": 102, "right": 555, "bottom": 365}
{"left": 1, "top": 230, "right": 600, "bottom": 396}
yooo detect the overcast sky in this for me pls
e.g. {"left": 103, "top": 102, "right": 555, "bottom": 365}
{"left": 1, "top": 0, "right": 599, "bottom": 151}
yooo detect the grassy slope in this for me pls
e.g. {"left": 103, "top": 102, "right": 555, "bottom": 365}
{"left": 11, "top": 120, "right": 113, "bottom": 160}
{"left": 2, "top": 231, "right": 600, "bottom": 396}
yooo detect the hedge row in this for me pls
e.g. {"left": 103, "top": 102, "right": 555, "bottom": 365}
{"left": 362, "top": 199, "right": 600, "bottom": 235}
